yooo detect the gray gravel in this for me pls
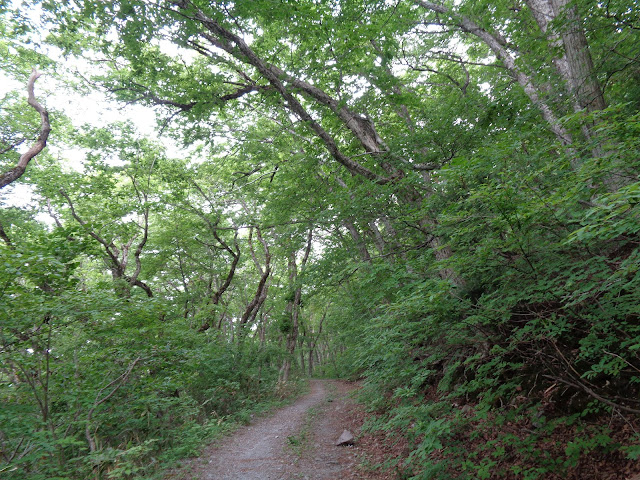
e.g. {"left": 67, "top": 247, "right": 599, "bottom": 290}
{"left": 171, "top": 379, "right": 357, "bottom": 480}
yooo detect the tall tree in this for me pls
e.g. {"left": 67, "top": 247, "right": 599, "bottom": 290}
{"left": 279, "top": 227, "right": 313, "bottom": 383}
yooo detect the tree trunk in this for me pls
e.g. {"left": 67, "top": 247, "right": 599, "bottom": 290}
{"left": 550, "top": 0, "right": 606, "bottom": 114}
{"left": 279, "top": 229, "right": 313, "bottom": 383}
{"left": 299, "top": 338, "right": 306, "bottom": 375}
{"left": 280, "top": 255, "right": 302, "bottom": 383}
{"left": 344, "top": 221, "right": 372, "bottom": 263}
{"left": 199, "top": 232, "right": 240, "bottom": 332}
{"left": 368, "top": 221, "right": 386, "bottom": 257}
{"left": 239, "top": 227, "right": 271, "bottom": 332}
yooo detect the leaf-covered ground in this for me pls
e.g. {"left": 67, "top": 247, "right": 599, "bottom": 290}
{"left": 342, "top": 385, "right": 640, "bottom": 480}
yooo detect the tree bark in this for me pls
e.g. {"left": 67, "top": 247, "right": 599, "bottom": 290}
{"left": 550, "top": 0, "right": 607, "bottom": 113}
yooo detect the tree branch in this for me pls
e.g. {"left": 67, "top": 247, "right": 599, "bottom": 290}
{"left": 0, "top": 70, "right": 51, "bottom": 189}
{"left": 0, "top": 221, "right": 14, "bottom": 249}
{"left": 544, "top": 374, "right": 640, "bottom": 415}
{"left": 59, "top": 189, "right": 121, "bottom": 268}
{"left": 174, "top": 1, "right": 391, "bottom": 184}
{"left": 240, "top": 225, "right": 271, "bottom": 328}
{"left": 128, "top": 176, "right": 151, "bottom": 295}
{"left": 413, "top": 0, "right": 573, "bottom": 147}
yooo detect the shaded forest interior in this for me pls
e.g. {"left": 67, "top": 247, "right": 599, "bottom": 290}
{"left": 2, "top": 0, "right": 640, "bottom": 478}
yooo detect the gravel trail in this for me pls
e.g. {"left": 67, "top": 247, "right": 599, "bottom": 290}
{"left": 169, "top": 379, "right": 359, "bottom": 480}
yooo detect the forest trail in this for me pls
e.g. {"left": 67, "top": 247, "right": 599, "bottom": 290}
{"left": 168, "top": 380, "right": 361, "bottom": 480}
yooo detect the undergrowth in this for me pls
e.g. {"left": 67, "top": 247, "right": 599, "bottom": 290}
{"left": 332, "top": 110, "right": 640, "bottom": 479}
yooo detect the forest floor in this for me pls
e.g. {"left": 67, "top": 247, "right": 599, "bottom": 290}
{"left": 164, "top": 379, "right": 395, "bottom": 480}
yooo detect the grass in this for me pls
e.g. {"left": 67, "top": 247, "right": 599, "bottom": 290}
{"left": 286, "top": 404, "right": 320, "bottom": 459}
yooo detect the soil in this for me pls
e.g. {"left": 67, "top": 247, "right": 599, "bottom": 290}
{"left": 166, "top": 379, "right": 371, "bottom": 480}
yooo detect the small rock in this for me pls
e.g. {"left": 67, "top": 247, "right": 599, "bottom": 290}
{"left": 335, "top": 429, "right": 354, "bottom": 446}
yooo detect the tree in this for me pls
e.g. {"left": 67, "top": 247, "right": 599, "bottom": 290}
{"left": 42, "top": 125, "right": 164, "bottom": 298}
{"left": 2, "top": 0, "right": 640, "bottom": 477}
{"left": 279, "top": 227, "right": 313, "bottom": 383}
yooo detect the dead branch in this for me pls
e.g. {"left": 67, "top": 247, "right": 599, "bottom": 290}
{"left": 544, "top": 374, "right": 640, "bottom": 415}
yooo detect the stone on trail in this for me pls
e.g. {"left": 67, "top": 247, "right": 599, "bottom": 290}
{"left": 335, "top": 429, "right": 354, "bottom": 446}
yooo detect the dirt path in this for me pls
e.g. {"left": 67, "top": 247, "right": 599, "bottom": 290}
{"left": 168, "top": 379, "right": 360, "bottom": 480}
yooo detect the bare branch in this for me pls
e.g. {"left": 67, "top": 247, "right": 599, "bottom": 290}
{"left": 0, "top": 70, "right": 51, "bottom": 189}
{"left": 544, "top": 374, "right": 640, "bottom": 415}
